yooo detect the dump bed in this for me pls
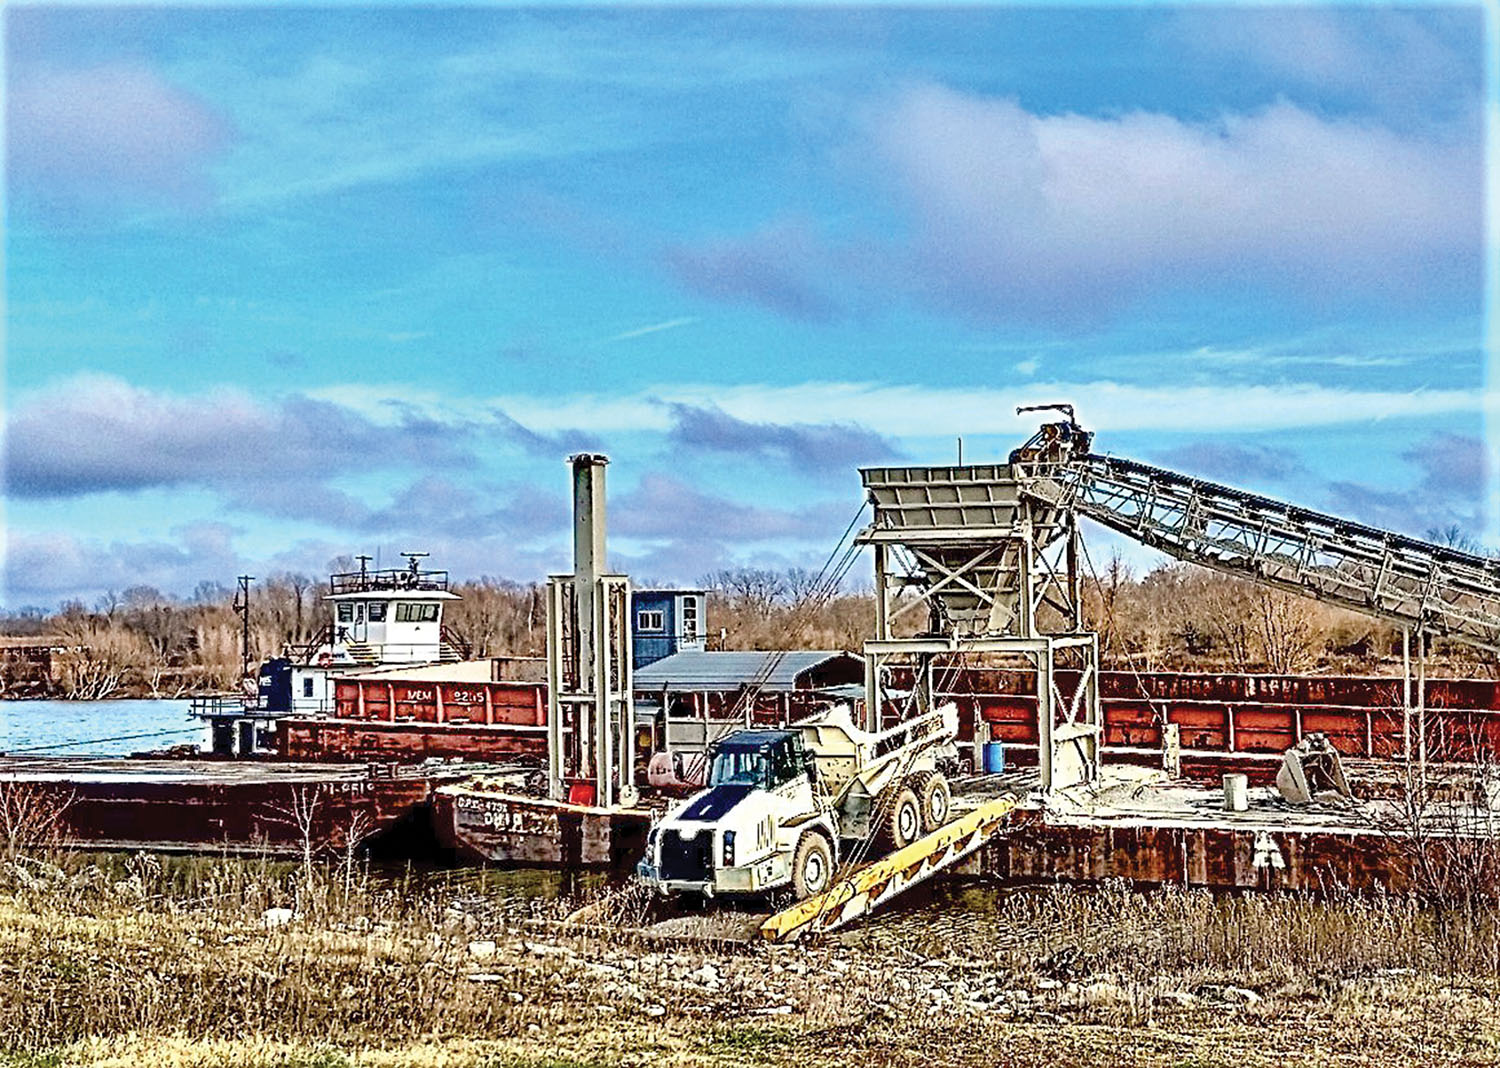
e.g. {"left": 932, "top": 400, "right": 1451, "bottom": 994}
{"left": 796, "top": 703, "right": 957, "bottom": 805}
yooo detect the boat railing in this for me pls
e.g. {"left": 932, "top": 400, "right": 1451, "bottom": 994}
{"left": 189, "top": 694, "right": 255, "bottom": 719}
{"left": 329, "top": 567, "right": 450, "bottom": 594}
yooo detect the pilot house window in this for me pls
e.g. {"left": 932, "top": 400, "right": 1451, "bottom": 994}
{"left": 395, "top": 603, "right": 439, "bottom": 623}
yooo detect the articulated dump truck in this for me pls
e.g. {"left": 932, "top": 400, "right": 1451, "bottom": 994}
{"left": 637, "top": 704, "right": 960, "bottom": 899}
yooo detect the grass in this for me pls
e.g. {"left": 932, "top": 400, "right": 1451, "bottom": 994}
{"left": 0, "top": 848, "right": 1498, "bottom": 1066}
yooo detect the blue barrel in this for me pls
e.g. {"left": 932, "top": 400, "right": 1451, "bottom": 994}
{"left": 982, "top": 741, "right": 1006, "bottom": 774}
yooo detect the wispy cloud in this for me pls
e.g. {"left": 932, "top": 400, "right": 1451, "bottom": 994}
{"left": 663, "top": 220, "right": 837, "bottom": 321}
{"left": 605, "top": 318, "right": 697, "bottom": 343}
{"left": 1152, "top": 442, "right": 1303, "bottom": 484}
{"left": 1166, "top": 8, "right": 1482, "bottom": 126}
{"left": 314, "top": 378, "right": 1480, "bottom": 439}
{"left": 7, "top": 61, "right": 232, "bottom": 217}
{"left": 666, "top": 403, "right": 898, "bottom": 473}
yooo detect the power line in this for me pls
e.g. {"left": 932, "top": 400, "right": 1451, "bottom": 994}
{"left": 4, "top": 727, "right": 201, "bottom": 754}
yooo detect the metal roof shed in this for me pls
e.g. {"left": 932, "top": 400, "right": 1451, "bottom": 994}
{"left": 632, "top": 650, "right": 863, "bottom": 694}
{"left": 633, "top": 650, "right": 865, "bottom": 755}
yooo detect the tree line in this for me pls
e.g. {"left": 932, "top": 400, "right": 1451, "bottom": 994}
{"left": 1, "top": 559, "right": 1491, "bottom": 699}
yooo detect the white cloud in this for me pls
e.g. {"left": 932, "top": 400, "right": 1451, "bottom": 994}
{"left": 5, "top": 374, "right": 476, "bottom": 499}
{"left": 864, "top": 87, "right": 1480, "bottom": 321}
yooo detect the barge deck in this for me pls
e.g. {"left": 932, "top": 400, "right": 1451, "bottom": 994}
{"left": 0, "top": 756, "right": 530, "bottom": 856}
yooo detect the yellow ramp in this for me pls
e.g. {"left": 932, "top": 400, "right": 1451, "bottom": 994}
{"left": 760, "top": 794, "right": 1018, "bottom": 943}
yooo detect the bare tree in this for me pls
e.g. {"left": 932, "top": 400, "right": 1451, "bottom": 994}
{"left": 1258, "top": 590, "right": 1315, "bottom": 674}
{"left": 702, "top": 568, "right": 788, "bottom": 619}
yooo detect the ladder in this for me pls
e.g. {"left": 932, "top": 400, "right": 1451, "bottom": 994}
{"left": 1021, "top": 450, "right": 1500, "bottom": 655}
{"left": 759, "top": 795, "right": 1018, "bottom": 942}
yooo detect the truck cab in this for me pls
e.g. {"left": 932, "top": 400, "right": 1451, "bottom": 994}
{"left": 637, "top": 730, "right": 840, "bottom": 898}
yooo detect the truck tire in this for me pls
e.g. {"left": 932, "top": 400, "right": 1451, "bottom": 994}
{"left": 911, "top": 771, "right": 952, "bottom": 832}
{"left": 878, "top": 786, "right": 924, "bottom": 852}
{"left": 791, "top": 832, "right": 834, "bottom": 899}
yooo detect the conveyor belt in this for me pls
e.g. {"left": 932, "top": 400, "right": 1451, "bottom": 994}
{"left": 1019, "top": 445, "right": 1500, "bottom": 654}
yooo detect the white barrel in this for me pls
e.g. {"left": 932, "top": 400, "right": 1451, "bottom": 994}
{"left": 1222, "top": 772, "right": 1249, "bottom": 812}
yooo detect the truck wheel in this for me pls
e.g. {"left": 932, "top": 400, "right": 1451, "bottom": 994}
{"left": 878, "top": 786, "right": 923, "bottom": 852}
{"left": 911, "top": 771, "right": 952, "bottom": 832}
{"left": 791, "top": 832, "right": 833, "bottom": 899}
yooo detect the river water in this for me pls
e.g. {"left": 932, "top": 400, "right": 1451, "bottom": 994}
{"left": 0, "top": 699, "right": 199, "bottom": 757}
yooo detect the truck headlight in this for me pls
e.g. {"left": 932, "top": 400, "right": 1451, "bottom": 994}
{"left": 722, "top": 830, "right": 735, "bottom": 866}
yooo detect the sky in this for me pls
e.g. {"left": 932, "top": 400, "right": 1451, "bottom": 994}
{"left": 2, "top": 3, "right": 1493, "bottom": 609}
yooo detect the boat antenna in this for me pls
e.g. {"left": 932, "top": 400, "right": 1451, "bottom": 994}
{"left": 1016, "top": 401, "right": 1077, "bottom": 425}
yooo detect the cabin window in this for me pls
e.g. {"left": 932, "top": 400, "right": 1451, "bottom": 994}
{"left": 396, "top": 603, "right": 439, "bottom": 623}
{"left": 681, "top": 597, "right": 699, "bottom": 639}
{"left": 336, "top": 602, "right": 354, "bottom": 623}
{"left": 367, "top": 601, "right": 387, "bottom": 622}
{"left": 637, "top": 609, "right": 664, "bottom": 632}
{"left": 303, "top": 677, "right": 315, "bottom": 698}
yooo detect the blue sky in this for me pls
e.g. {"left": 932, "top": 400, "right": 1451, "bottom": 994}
{"left": 3, "top": 3, "right": 1492, "bottom": 608}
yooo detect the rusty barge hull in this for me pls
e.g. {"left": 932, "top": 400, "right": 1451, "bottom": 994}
{"left": 0, "top": 757, "right": 515, "bottom": 856}
{"left": 953, "top": 765, "right": 1489, "bottom": 894}
{"left": 279, "top": 718, "right": 546, "bottom": 764}
{"left": 279, "top": 665, "right": 1500, "bottom": 775}
{"left": 983, "top": 816, "right": 1417, "bottom": 892}
{"left": 432, "top": 787, "right": 651, "bottom": 871}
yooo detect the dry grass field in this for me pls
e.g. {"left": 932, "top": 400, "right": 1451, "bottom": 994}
{"left": 0, "top": 851, "right": 1497, "bottom": 1068}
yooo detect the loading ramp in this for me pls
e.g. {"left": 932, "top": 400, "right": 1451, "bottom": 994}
{"left": 760, "top": 794, "right": 1019, "bottom": 942}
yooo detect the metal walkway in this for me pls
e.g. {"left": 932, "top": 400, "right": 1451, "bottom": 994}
{"left": 759, "top": 795, "right": 1018, "bottom": 943}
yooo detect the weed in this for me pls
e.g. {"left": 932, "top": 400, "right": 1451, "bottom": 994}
{"left": 701, "top": 1024, "right": 796, "bottom": 1058}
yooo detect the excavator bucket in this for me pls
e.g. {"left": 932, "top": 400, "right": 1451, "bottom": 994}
{"left": 1275, "top": 732, "right": 1353, "bottom": 804}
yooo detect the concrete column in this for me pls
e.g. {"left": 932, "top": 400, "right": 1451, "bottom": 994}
{"left": 571, "top": 454, "right": 608, "bottom": 706}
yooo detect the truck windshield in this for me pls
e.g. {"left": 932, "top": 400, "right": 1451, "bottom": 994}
{"left": 709, "top": 749, "right": 768, "bottom": 787}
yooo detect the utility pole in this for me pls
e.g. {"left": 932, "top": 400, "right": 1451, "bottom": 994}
{"left": 234, "top": 575, "right": 255, "bottom": 680}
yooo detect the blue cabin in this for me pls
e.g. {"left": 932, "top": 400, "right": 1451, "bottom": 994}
{"left": 631, "top": 588, "right": 707, "bottom": 668}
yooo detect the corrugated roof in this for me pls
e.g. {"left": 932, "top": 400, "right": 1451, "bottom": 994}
{"left": 633, "top": 650, "right": 859, "bottom": 692}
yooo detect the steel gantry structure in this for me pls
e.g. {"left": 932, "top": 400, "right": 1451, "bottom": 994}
{"left": 858, "top": 429, "right": 1103, "bottom": 792}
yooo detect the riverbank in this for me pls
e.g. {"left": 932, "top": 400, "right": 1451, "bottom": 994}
{"left": 1, "top": 853, "right": 1498, "bottom": 1067}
